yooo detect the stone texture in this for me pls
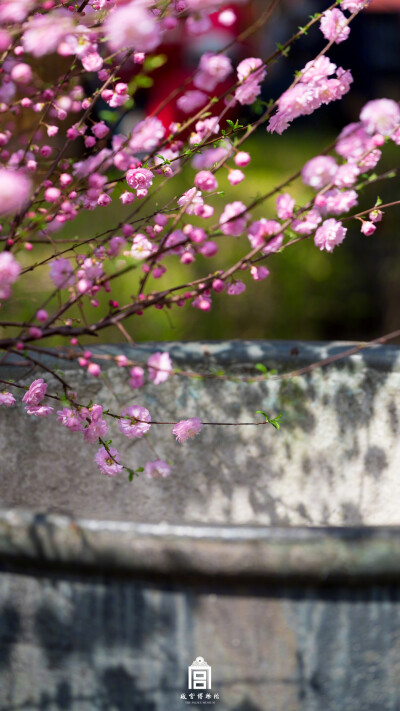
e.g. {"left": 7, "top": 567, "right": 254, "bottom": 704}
{"left": 1, "top": 340, "right": 400, "bottom": 525}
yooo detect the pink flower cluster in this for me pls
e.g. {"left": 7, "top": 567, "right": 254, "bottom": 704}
{"left": 0, "top": 252, "right": 21, "bottom": 301}
{"left": 268, "top": 57, "right": 353, "bottom": 134}
{"left": 235, "top": 57, "right": 266, "bottom": 106}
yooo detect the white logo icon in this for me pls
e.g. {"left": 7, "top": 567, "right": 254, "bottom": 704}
{"left": 188, "top": 656, "right": 212, "bottom": 690}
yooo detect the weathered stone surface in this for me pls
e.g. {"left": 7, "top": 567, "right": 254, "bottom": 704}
{"left": 1, "top": 340, "right": 400, "bottom": 525}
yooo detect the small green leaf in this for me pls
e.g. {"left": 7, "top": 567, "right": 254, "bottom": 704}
{"left": 255, "top": 363, "right": 268, "bottom": 374}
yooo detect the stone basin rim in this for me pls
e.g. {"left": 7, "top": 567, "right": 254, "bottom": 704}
{"left": 2, "top": 509, "right": 400, "bottom": 583}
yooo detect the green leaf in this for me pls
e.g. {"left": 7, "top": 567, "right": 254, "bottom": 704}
{"left": 255, "top": 363, "right": 268, "bottom": 374}
{"left": 144, "top": 53, "right": 167, "bottom": 71}
{"left": 136, "top": 466, "right": 144, "bottom": 473}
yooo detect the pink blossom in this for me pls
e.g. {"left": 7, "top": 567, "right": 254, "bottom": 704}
{"left": 226, "top": 280, "right": 246, "bottom": 295}
{"left": 360, "top": 221, "right": 376, "bottom": 236}
{"left": 314, "top": 218, "right": 347, "bottom": 252}
{"left": 369, "top": 209, "right": 383, "bottom": 223}
{"left": 0, "top": 391, "right": 16, "bottom": 406}
{"left": 172, "top": 418, "right": 202, "bottom": 443}
{"left": 130, "top": 234, "right": 155, "bottom": 260}
{"left": 199, "top": 241, "right": 218, "bottom": 257}
{"left": 144, "top": 460, "right": 171, "bottom": 479}
{"left": 44, "top": 187, "right": 61, "bottom": 203}
{"left": 192, "top": 294, "right": 212, "bottom": 310}
{"left": 333, "top": 163, "right": 360, "bottom": 188}
{"left": 321, "top": 189, "right": 358, "bottom": 216}
{"left": 148, "top": 352, "right": 172, "bottom": 385}
{"left": 83, "top": 405, "right": 108, "bottom": 443}
{"left": 220, "top": 201, "right": 248, "bottom": 236}
{"left": 119, "top": 405, "right": 151, "bottom": 438}
{"left": 0, "top": 252, "right": 21, "bottom": 300}
{"left": 177, "top": 90, "right": 207, "bottom": 114}
{"left": 10, "top": 63, "right": 32, "bottom": 84}
{"left": 107, "top": 236, "right": 126, "bottom": 258}
{"left": 0, "top": 169, "right": 32, "bottom": 216}
{"left": 360, "top": 99, "right": 400, "bottom": 137}
{"left": 301, "top": 56, "right": 337, "bottom": 84}
{"left": 302, "top": 156, "right": 338, "bottom": 190}
{"left": 120, "top": 192, "right": 135, "bottom": 205}
{"left": 95, "top": 446, "right": 123, "bottom": 477}
{"left": 228, "top": 169, "right": 245, "bottom": 185}
{"left": 129, "top": 366, "right": 145, "bottom": 389}
{"left": 23, "top": 10, "right": 75, "bottom": 57}
{"left": 276, "top": 192, "right": 295, "bottom": 219}
{"left": 320, "top": 9, "right": 350, "bottom": 44}
{"left": 105, "top": 1, "right": 161, "bottom": 53}
{"left": 130, "top": 117, "right": 165, "bottom": 154}
{"left": 234, "top": 151, "right": 251, "bottom": 167}
{"left": 247, "top": 220, "right": 282, "bottom": 253}
{"left": 177, "top": 187, "right": 204, "bottom": 215}
{"left": 22, "top": 378, "right": 47, "bottom": 406}
{"left": 56, "top": 407, "right": 84, "bottom": 431}
{"left": 25, "top": 405, "right": 54, "bottom": 417}
{"left": 237, "top": 57, "right": 266, "bottom": 84}
{"left": 92, "top": 122, "right": 109, "bottom": 140}
{"left": 36, "top": 310, "right": 48, "bottom": 323}
{"left": 194, "top": 171, "right": 218, "bottom": 192}
{"left": 341, "top": 0, "right": 372, "bottom": 10}
{"left": 186, "top": 13, "right": 211, "bottom": 35}
{"left": 81, "top": 52, "right": 103, "bottom": 73}
{"left": 195, "top": 117, "right": 220, "bottom": 138}
{"left": 194, "top": 52, "right": 232, "bottom": 91}
{"left": 335, "top": 122, "right": 371, "bottom": 161}
{"left": 235, "top": 79, "right": 262, "bottom": 106}
{"left": 250, "top": 265, "right": 270, "bottom": 281}
{"left": 292, "top": 209, "right": 322, "bottom": 235}
{"left": 192, "top": 146, "right": 229, "bottom": 170}
{"left": 0, "top": 0, "right": 34, "bottom": 23}
{"left": 126, "top": 168, "right": 153, "bottom": 192}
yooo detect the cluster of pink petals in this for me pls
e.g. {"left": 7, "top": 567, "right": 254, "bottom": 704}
{"left": 250, "top": 266, "right": 270, "bottom": 281}
{"left": 25, "top": 404, "right": 54, "bottom": 417}
{"left": 235, "top": 57, "right": 266, "bottom": 106}
{"left": 126, "top": 168, "right": 153, "bottom": 198}
{"left": 194, "top": 52, "right": 232, "bottom": 92}
{"left": 276, "top": 193, "right": 295, "bottom": 220}
{"left": 144, "top": 460, "right": 171, "bottom": 479}
{"left": 226, "top": 280, "right": 246, "bottom": 295}
{"left": 302, "top": 155, "right": 338, "bottom": 190}
{"left": 0, "top": 168, "right": 31, "bottom": 216}
{"left": 84, "top": 404, "right": 108, "bottom": 443}
{"left": 130, "top": 233, "right": 156, "bottom": 260}
{"left": 177, "top": 188, "right": 204, "bottom": 215}
{"left": 247, "top": 219, "right": 283, "bottom": 254}
{"left": 105, "top": 1, "right": 161, "bottom": 53}
{"left": 314, "top": 218, "right": 347, "bottom": 252}
{"left": 22, "top": 378, "right": 47, "bottom": 406}
{"left": 194, "top": 171, "right": 218, "bottom": 192}
{"left": 49, "top": 258, "right": 75, "bottom": 289}
{"left": 148, "top": 352, "right": 172, "bottom": 385}
{"left": 268, "top": 57, "right": 352, "bottom": 135}
{"left": 341, "top": 0, "right": 372, "bottom": 9}
{"left": 177, "top": 90, "right": 207, "bottom": 114}
{"left": 0, "top": 252, "right": 21, "bottom": 301}
{"left": 0, "top": 391, "right": 16, "bottom": 406}
{"left": 130, "top": 117, "right": 165, "bottom": 155}
{"left": 220, "top": 201, "right": 248, "bottom": 236}
{"left": 119, "top": 406, "right": 151, "bottom": 438}
{"left": 129, "top": 366, "right": 145, "bottom": 390}
{"left": 56, "top": 407, "right": 85, "bottom": 432}
{"left": 172, "top": 418, "right": 202, "bottom": 443}
{"left": 359, "top": 99, "right": 400, "bottom": 137}
{"left": 320, "top": 9, "right": 350, "bottom": 45}
{"left": 22, "top": 9, "right": 75, "bottom": 57}
{"left": 95, "top": 446, "right": 123, "bottom": 477}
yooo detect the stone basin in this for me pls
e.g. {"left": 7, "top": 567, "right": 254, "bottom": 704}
{"left": 1, "top": 341, "right": 400, "bottom": 711}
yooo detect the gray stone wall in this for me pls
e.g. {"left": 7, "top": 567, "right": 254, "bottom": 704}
{"left": 1, "top": 340, "right": 400, "bottom": 526}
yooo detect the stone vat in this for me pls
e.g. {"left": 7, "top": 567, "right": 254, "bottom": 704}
{"left": 1, "top": 341, "right": 400, "bottom": 710}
